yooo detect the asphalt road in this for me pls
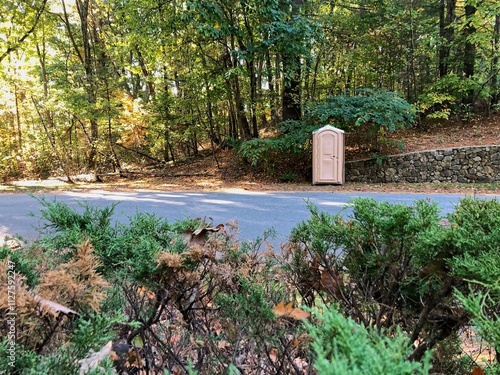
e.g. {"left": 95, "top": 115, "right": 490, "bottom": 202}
{"left": 0, "top": 190, "right": 496, "bottom": 248}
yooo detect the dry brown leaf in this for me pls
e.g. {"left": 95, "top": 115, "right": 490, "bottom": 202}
{"left": 182, "top": 217, "right": 225, "bottom": 248}
{"left": 35, "top": 240, "right": 109, "bottom": 313}
{"left": 217, "top": 340, "right": 231, "bottom": 349}
{"left": 320, "top": 270, "right": 343, "bottom": 300}
{"left": 273, "top": 301, "right": 310, "bottom": 320}
{"left": 193, "top": 217, "right": 208, "bottom": 236}
{"left": 269, "top": 348, "right": 278, "bottom": 362}
{"left": 33, "top": 293, "right": 79, "bottom": 317}
{"left": 156, "top": 252, "right": 183, "bottom": 268}
{"left": 79, "top": 341, "right": 113, "bottom": 375}
{"left": 273, "top": 301, "right": 292, "bottom": 317}
{"left": 137, "top": 286, "right": 155, "bottom": 300}
{"left": 289, "top": 307, "right": 310, "bottom": 320}
{"left": 126, "top": 349, "right": 143, "bottom": 368}
{"left": 469, "top": 367, "right": 486, "bottom": 375}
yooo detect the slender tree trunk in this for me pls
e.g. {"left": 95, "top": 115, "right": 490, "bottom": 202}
{"left": 266, "top": 51, "right": 278, "bottom": 126}
{"left": 491, "top": 15, "right": 500, "bottom": 107}
{"left": 463, "top": 3, "right": 477, "bottom": 106}
{"left": 407, "top": 0, "right": 417, "bottom": 102}
{"left": 256, "top": 59, "right": 268, "bottom": 129}
{"left": 248, "top": 59, "right": 259, "bottom": 138}
{"left": 224, "top": 43, "right": 251, "bottom": 139}
{"left": 135, "top": 46, "right": 155, "bottom": 101}
{"left": 34, "top": 30, "right": 75, "bottom": 182}
{"left": 241, "top": 11, "right": 259, "bottom": 138}
{"left": 439, "top": 0, "right": 456, "bottom": 78}
{"left": 204, "top": 83, "right": 219, "bottom": 168}
{"left": 311, "top": 54, "right": 321, "bottom": 101}
{"left": 281, "top": 0, "right": 303, "bottom": 122}
{"left": 232, "top": 75, "right": 252, "bottom": 139}
{"left": 14, "top": 83, "right": 22, "bottom": 151}
{"left": 66, "top": 0, "right": 100, "bottom": 177}
{"left": 282, "top": 54, "right": 302, "bottom": 122}
{"left": 162, "top": 69, "right": 174, "bottom": 163}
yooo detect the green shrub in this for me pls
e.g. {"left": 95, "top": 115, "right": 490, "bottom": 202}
{"left": 306, "top": 304, "right": 433, "bottom": 374}
{"left": 36, "top": 196, "right": 117, "bottom": 259}
{"left": 448, "top": 198, "right": 500, "bottom": 373}
{"left": 34, "top": 197, "right": 196, "bottom": 282}
{"left": 287, "top": 198, "right": 466, "bottom": 363}
{"left": 10, "top": 197, "right": 500, "bottom": 374}
{"left": 304, "top": 88, "right": 416, "bottom": 133}
{"left": 237, "top": 122, "right": 315, "bottom": 166}
{"left": 100, "top": 211, "right": 189, "bottom": 282}
{"left": 0, "top": 243, "right": 40, "bottom": 287}
{"left": 238, "top": 88, "right": 415, "bottom": 167}
{"left": 0, "top": 313, "right": 120, "bottom": 375}
{"left": 215, "top": 275, "right": 275, "bottom": 335}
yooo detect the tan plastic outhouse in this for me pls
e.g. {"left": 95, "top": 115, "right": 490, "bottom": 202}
{"left": 312, "top": 125, "right": 345, "bottom": 185}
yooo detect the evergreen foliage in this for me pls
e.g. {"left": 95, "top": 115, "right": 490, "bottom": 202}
{"left": 238, "top": 89, "right": 415, "bottom": 166}
{"left": 2, "top": 197, "right": 500, "bottom": 373}
{"left": 306, "top": 304, "right": 433, "bottom": 375}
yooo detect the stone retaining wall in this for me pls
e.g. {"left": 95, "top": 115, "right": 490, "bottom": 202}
{"left": 345, "top": 145, "right": 500, "bottom": 183}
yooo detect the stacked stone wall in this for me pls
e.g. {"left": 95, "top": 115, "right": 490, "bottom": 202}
{"left": 345, "top": 145, "right": 500, "bottom": 183}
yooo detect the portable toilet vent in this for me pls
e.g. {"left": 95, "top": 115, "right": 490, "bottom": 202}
{"left": 312, "top": 125, "right": 345, "bottom": 185}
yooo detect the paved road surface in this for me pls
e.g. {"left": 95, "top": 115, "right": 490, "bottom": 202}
{"left": 0, "top": 190, "right": 496, "bottom": 248}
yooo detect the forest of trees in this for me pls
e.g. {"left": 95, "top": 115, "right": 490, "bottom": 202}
{"left": 1, "top": 0, "right": 500, "bottom": 181}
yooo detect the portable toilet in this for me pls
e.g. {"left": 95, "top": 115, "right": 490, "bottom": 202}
{"left": 312, "top": 125, "right": 345, "bottom": 185}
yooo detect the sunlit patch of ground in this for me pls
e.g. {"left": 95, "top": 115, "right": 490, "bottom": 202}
{"left": 9, "top": 179, "right": 70, "bottom": 187}
{"left": 461, "top": 328, "right": 497, "bottom": 368}
{"left": 2, "top": 113, "right": 500, "bottom": 195}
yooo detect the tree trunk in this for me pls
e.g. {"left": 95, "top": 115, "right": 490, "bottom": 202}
{"left": 224, "top": 44, "right": 251, "bottom": 139}
{"left": 282, "top": 54, "right": 302, "bottom": 122}
{"left": 462, "top": 3, "right": 477, "bottom": 106}
{"left": 266, "top": 51, "right": 278, "bottom": 127}
{"left": 491, "top": 15, "right": 500, "bottom": 107}
{"left": 438, "top": 0, "right": 456, "bottom": 78}
{"left": 247, "top": 59, "right": 259, "bottom": 138}
{"left": 233, "top": 75, "right": 252, "bottom": 139}
{"left": 135, "top": 46, "right": 155, "bottom": 101}
{"left": 407, "top": 0, "right": 417, "bottom": 102}
{"left": 69, "top": 0, "right": 100, "bottom": 176}
{"left": 281, "top": 0, "right": 304, "bottom": 122}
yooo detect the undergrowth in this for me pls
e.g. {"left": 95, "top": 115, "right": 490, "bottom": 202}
{"left": 1, "top": 197, "right": 500, "bottom": 374}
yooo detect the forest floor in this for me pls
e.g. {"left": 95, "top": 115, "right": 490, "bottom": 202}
{"left": 3, "top": 112, "right": 500, "bottom": 195}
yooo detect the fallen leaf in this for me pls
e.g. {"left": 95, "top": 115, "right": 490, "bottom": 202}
{"left": 33, "top": 292, "right": 79, "bottom": 317}
{"left": 289, "top": 307, "right": 310, "bottom": 320}
{"left": 126, "top": 349, "right": 142, "bottom": 367}
{"left": 469, "top": 367, "right": 485, "bottom": 375}
{"left": 181, "top": 217, "right": 224, "bottom": 247}
{"left": 320, "top": 270, "right": 343, "bottom": 300}
{"left": 137, "top": 286, "right": 155, "bottom": 300}
{"left": 79, "top": 341, "right": 113, "bottom": 375}
{"left": 217, "top": 340, "right": 231, "bottom": 349}
{"left": 273, "top": 301, "right": 310, "bottom": 320}
{"left": 269, "top": 348, "right": 278, "bottom": 362}
{"left": 274, "top": 301, "right": 293, "bottom": 317}
{"left": 131, "top": 335, "right": 144, "bottom": 348}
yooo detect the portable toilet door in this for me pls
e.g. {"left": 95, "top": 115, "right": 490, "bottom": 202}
{"left": 312, "top": 125, "right": 345, "bottom": 185}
